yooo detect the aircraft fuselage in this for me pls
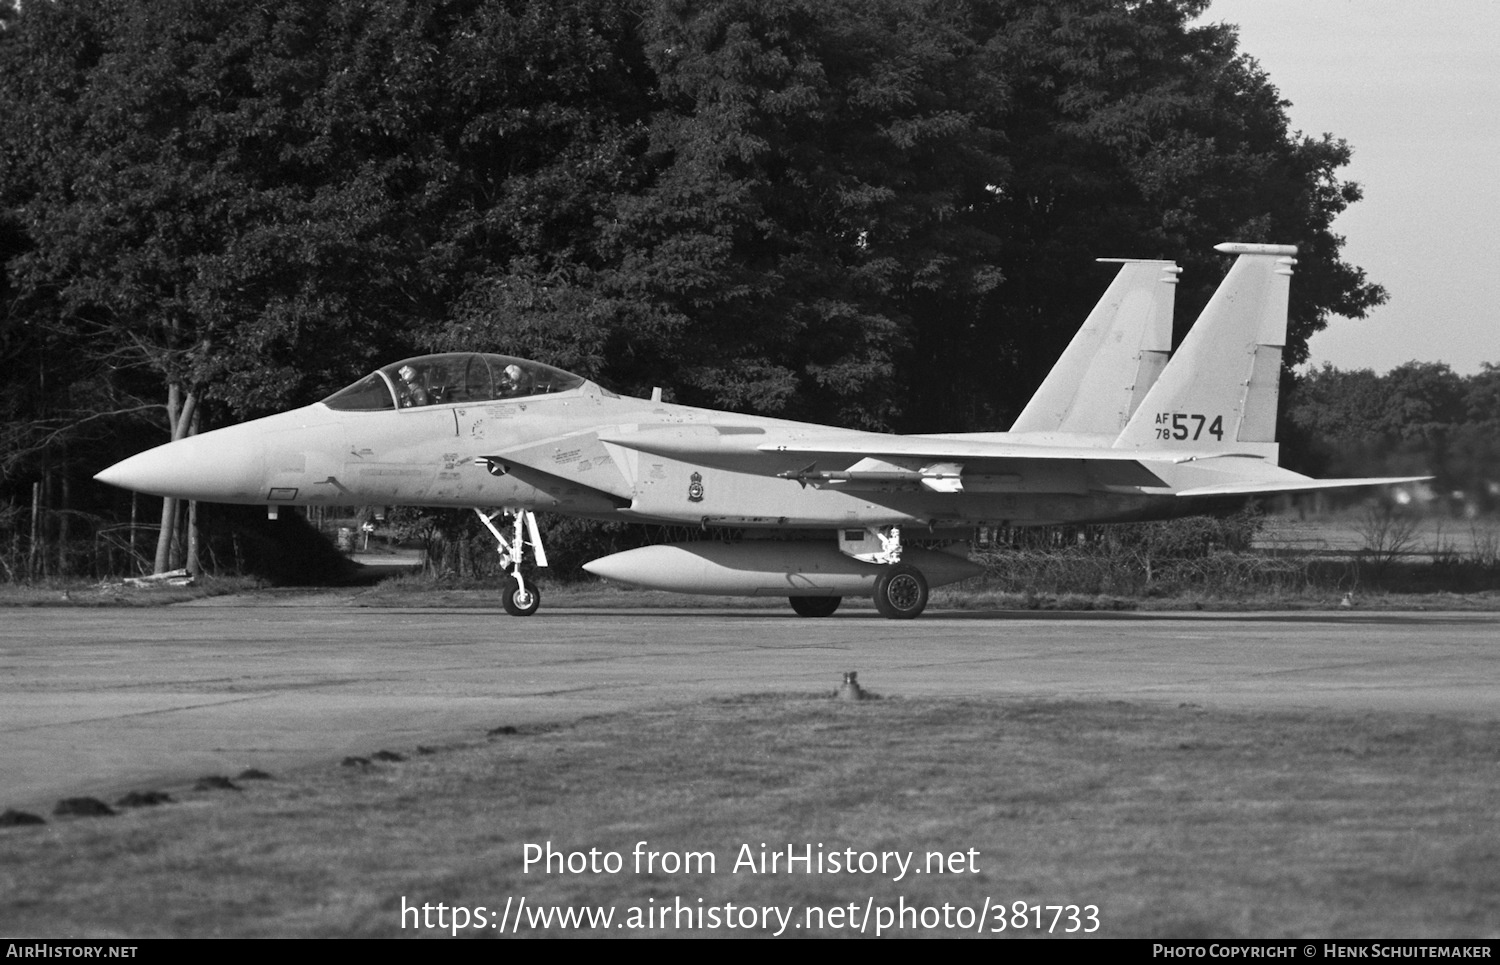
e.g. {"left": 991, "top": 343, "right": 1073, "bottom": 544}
{"left": 101, "top": 385, "right": 1206, "bottom": 534}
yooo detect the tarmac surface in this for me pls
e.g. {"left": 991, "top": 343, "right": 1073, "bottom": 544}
{"left": 4, "top": 602, "right": 1498, "bottom": 812}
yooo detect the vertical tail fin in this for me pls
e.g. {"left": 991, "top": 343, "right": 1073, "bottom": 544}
{"left": 1112, "top": 243, "right": 1297, "bottom": 461}
{"left": 1010, "top": 259, "right": 1179, "bottom": 434}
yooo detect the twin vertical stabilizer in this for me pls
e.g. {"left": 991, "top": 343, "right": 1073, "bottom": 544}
{"left": 1010, "top": 259, "right": 1179, "bottom": 435}
{"left": 1112, "top": 243, "right": 1297, "bottom": 462}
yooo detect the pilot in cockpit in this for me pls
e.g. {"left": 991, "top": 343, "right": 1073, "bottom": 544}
{"left": 498, "top": 363, "right": 533, "bottom": 398}
{"left": 397, "top": 364, "right": 430, "bottom": 407}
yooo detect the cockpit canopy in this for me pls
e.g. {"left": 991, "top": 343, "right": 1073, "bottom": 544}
{"left": 322, "top": 353, "right": 589, "bottom": 411}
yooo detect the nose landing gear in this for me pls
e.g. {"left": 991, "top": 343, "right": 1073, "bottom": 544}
{"left": 475, "top": 508, "right": 548, "bottom": 616}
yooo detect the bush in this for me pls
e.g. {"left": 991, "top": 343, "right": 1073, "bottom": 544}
{"left": 975, "top": 511, "right": 1306, "bottom": 597}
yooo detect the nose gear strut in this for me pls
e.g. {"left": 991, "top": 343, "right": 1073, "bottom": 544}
{"left": 474, "top": 508, "right": 548, "bottom": 616}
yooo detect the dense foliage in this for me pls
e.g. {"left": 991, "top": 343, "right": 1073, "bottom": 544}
{"left": 1289, "top": 363, "right": 1500, "bottom": 512}
{"left": 0, "top": 0, "right": 1402, "bottom": 577}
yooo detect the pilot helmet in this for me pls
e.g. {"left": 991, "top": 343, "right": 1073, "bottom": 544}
{"left": 398, "top": 365, "right": 417, "bottom": 382}
{"left": 501, "top": 364, "right": 523, "bottom": 382}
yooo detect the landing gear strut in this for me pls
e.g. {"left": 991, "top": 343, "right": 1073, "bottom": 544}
{"left": 475, "top": 508, "right": 548, "bottom": 617}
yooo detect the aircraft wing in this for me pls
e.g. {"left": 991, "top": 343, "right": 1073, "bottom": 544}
{"left": 599, "top": 425, "right": 1427, "bottom": 498}
{"left": 600, "top": 426, "right": 1175, "bottom": 491}
{"left": 599, "top": 424, "right": 1171, "bottom": 463}
{"left": 757, "top": 432, "right": 1176, "bottom": 463}
{"left": 600, "top": 425, "right": 1181, "bottom": 472}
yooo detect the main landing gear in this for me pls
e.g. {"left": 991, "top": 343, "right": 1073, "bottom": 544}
{"left": 785, "top": 563, "right": 930, "bottom": 619}
{"left": 873, "top": 562, "right": 928, "bottom": 619}
{"left": 840, "top": 524, "right": 931, "bottom": 620}
{"left": 475, "top": 508, "right": 548, "bottom": 617}
{"left": 788, "top": 525, "right": 931, "bottom": 619}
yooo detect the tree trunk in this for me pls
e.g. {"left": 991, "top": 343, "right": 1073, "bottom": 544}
{"left": 152, "top": 383, "right": 199, "bottom": 574}
{"left": 185, "top": 408, "right": 202, "bottom": 576}
{"left": 29, "top": 480, "right": 41, "bottom": 580}
{"left": 186, "top": 498, "right": 200, "bottom": 576}
{"left": 57, "top": 471, "right": 70, "bottom": 575}
{"left": 153, "top": 495, "right": 176, "bottom": 574}
{"left": 129, "top": 492, "right": 140, "bottom": 574}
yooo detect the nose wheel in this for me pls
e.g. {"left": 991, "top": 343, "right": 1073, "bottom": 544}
{"left": 502, "top": 576, "right": 541, "bottom": 616}
{"left": 475, "top": 508, "right": 548, "bottom": 617}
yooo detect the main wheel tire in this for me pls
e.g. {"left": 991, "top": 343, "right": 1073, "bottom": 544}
{"left": 789, "top": 596, "right": 841, "bottom": 618}
{"left": 501, "top": 577, "right": 540, "bottom": 616}
{"left": 873, "top": 563, "right": 928, "bottom": 619}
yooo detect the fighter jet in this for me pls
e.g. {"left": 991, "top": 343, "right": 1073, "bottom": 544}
{"left": 95, "top": 243, "right": 1424, "bottom": 619}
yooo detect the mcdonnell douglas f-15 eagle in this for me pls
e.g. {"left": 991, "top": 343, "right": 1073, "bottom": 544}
{"left": 96, "top": 244, "right": 1425, "bottom": 619}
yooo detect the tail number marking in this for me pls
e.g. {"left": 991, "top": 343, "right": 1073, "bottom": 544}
{"left": 1154, "top": 413, "right": 1224, "bottom": 442}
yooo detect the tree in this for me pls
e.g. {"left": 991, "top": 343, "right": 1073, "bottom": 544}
{"left": 1288, "top": 361, "right": 1486, "bottom": 500}
{"left": 894, "top": 0, "right": 1386, "bottom": 431}
{"left": 1, "top": 0, "right": 489, "bottom": 570}
{"left": 1453, "top": 363, "right": 1500, "bottom": 510}
{"left": 1, "top": 0, "right": 1392, "bottom": 579}
{"left": 427, "top": 0, "right": 1013, "bottom": 429}
{"left": 419, "top": 0, "right": 661, "bottom": 378}
{"left": 614, "top": 0, "right": 1011, "bottom": 427}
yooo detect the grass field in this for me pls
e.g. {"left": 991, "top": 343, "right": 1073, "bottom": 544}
{"left": 3, "top": 695, "right": 1496, "bottom": 938}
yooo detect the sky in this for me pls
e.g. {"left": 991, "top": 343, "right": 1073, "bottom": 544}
{"left": 1195, "top": 0, "right": 1500, "bottom": 376}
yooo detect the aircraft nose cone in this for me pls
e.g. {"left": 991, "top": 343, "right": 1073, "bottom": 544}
{"left": 95, "top": 426, "right": 266, "bottom": 502}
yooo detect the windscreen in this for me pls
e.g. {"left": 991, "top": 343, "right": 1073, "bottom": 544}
{"left": 322, "top": 372, "right": 395, "bottom": 411}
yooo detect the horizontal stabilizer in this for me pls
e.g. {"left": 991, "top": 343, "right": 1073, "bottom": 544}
{"left": 1175, "top": 475, "right": 1431, "bottom": 498}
